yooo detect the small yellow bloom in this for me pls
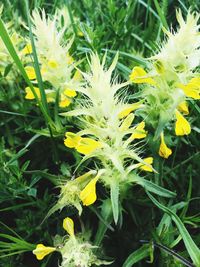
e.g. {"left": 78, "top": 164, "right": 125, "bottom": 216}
{"left": 118, "top": 102, "right": 141, "bottom": 119}
{"left": 22, "top": 43, "right": 32, "bottom": 55}
{"left": 25, "top": 87, "right": 40, "bottom": 100}
{"left": 25, "top": 66, "right": 36, "bottom": 80}
{"left": 63, "top": 217, "right": 74, "bottom": 236}
{"left": 178, "top": 101, "right": 189, "bottom": 115}
{"left": 64, "top": 132, "right": 82, "bottom": 148}
{"left": 59, "top": 97, "right": 71, "bottom": 108}
{"left": 179, "top": 78, "right": 200, "bottom": 99}
{"left": 80, "top": 176, "right": 98, "bottom": 206}
{"left": 138, "top": 157, "right": 154, "bottom": 172}
{"left": 48, "top": 60, "right": 58, "bottom": 69}
{"left": 64, "top": 88, "right": 77, "bottom": 97}
{"left": 64, "top": 133, "right": 102, "bottom": 155}
{"left": 76, "top": 138, "right": 102, "bottom": 155}
{"left": 159, "top": 133, "right": 172, "bottom": 159}
{"left": 129, "top": 67, "right": 156, "bottom": 85}
{"left": 33, "top": 244, "right": 56, "bottom": 260}
{"left": 131, "top": 121, "right": 147, "bottom": 139}
{"left": 175, "top": 110, "right": 191, "bottom": 136}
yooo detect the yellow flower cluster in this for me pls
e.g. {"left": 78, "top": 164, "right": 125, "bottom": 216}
{"left": 129, "top": 11, "right": 200, "bottom": 159}
{"left": 58, "top": 54, "right": 155, "bottom": 221}
{"left": 22, "top": 9, "right": 82, "bottom": 108}
{"left": 33, "top": 217, "right": 108, "bottom": 266}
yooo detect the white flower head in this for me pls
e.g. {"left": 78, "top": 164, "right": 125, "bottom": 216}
{"left": 153, "top": 10, "right": 200, "bottom": 72}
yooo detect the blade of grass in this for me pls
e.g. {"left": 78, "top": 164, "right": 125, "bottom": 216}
{"left": 147, "top": 192, "right": 200, "bottom": 266}
{"left": 122, "top": 244, "right": 150, "bottom": 267}
{"left": 153, "top": 0, "right": 168, "bottom": 29}
{"left": 24, "top": 0, "right": 49, "bottom": 114}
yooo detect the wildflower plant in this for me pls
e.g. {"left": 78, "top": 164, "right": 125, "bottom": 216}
{"left": 129, "top": 10, "right": 200, "bottom": 158}
{"left": 23, "top": 8, "right": 82, "bottom": 108}
{"left": 0, "top": 1, "right": 199, "bottom": 267}
{"left": 60, "top": 53, "right": 175, "bottom": 223}
{"left": 33, "top": 217, "right": 110, "bottom": 267}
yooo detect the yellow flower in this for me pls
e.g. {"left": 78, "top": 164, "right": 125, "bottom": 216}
{"left": 25, "top": 66, "right": 36, "bottom": 80}
{"left": 131, "top": 121, "right": 147, "bottom": 139}
{"left": 159, "top": 132, "right": 172, "bottom": 159}
{"left": 64, "top": 132, "right": 82, "bottom": 148}
{"left": 138, "top": 157, "right": 154, "bottom": 172}
{"left": 25, "top": 87, "right": 40, "bottom": 100}
{"left": 64, "top": 88, "right": 77, "bottom": 97}
{"left": 48, "top": 60, "right": 59, "bottom": 69}
{"left": 178, "top": 101, "right": 189, "bottom": 115}
{"left": 59, "top": 98, "right": 71, "bottom": 108}
{"left": 64, "top": 133, "right": 102, "bottom": 155}
{"left": 63, "top": 217, "right": 74, "bottom": 236}
{"left": 129, "top": 67, "right": 156, "bottom": 85}
{"left": 76, "top": 138, "right": 102, "bottom": 155}
{"left": 179, "top": 78, "right": 200, "bottom": 99}
{"left": 118, "top": 102, "right": 142, "bottom": 119}
{"left": 22, "top": 43, "right": 32, "bottom": 55}
{"left": 33, "top": 244, "right": 56, "bottom": 260}
{"left": 175, "top": 110, "right": 191, "bottom": 136}
{"left": 80, "top": 176, "right": 98, "bottom": 206}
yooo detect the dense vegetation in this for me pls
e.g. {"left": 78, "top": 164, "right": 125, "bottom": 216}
{"left": 0, "top": 1, "right": 199, "bottom": 266}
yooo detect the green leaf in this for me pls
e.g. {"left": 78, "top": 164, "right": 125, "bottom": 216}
{"left": 110, "top": 181, "right": 119, "bottom": 224}
{"left": 153, "top": 0, "right": 169, "bottom": 29}
{"left": 122, "top": 244, "right": 150, "bottom": 267}
{"left": 133, "top": 176, "right": 176, "bottom": 198}
{"left": 147, "top": 192, "right": 200, "bottom": 266}
{"left": 94, "top": 199, "right": 113, "bottom": 247}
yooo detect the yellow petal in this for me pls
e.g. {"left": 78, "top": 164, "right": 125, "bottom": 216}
{"left": 76, "top": 138, "right": 102, "bottom": 155}
{"left": 131, "top": 121, "right": 147, "bottom": 139}
{"left": 33, "top": 244, "right": 56, "bottom": 260}
{"left": 129, "top": 67, "right": 156, "bottom": 85}
{"left": 64, "top": 88, "right": 77, "bottom": 97}
{"left": 63, "top": 217, "right": 74, "bottom": 236}
{"left": 73, "top": 70, "right": 82, "bottom": 81}
{"left": 64, "top": 132, "right": 82, "bottom": 148}
{"left": 25, "top": 66, "right": 36, "bottom": 80}
{"left": 118, "top": 102, "right": 142, "bottom": 119}
{"left": 179, "top": 78, "right": 200, "bottom": 99}
{"left": 48, "top": 60, "right": 58, "bottom": 69}
{"left": 175, "top": 110, "right": 191, "bottom": 136}
{"left": 22, "top": 43, "right": 32, "bottom": 55}
{"left": 178, "top": 101, "right": 189, "bottom": 115}
{"left": 80, "top": 177, "right": 98, "bottom": 206}
{"left": 59, "top": 98, "right": 71, "bottom": 107}
{"left": 25, "top": 87, "right": 40, "bottom": 100}
{"left": 139, "top": 157, "right": 154, "bottom": 172}
{"left": 159, "top": 133, "right": 172, "bottom": 159}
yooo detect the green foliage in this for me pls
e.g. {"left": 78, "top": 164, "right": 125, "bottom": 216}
{"left": 0, "top": 0, "right": 199, "bottom": 266}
